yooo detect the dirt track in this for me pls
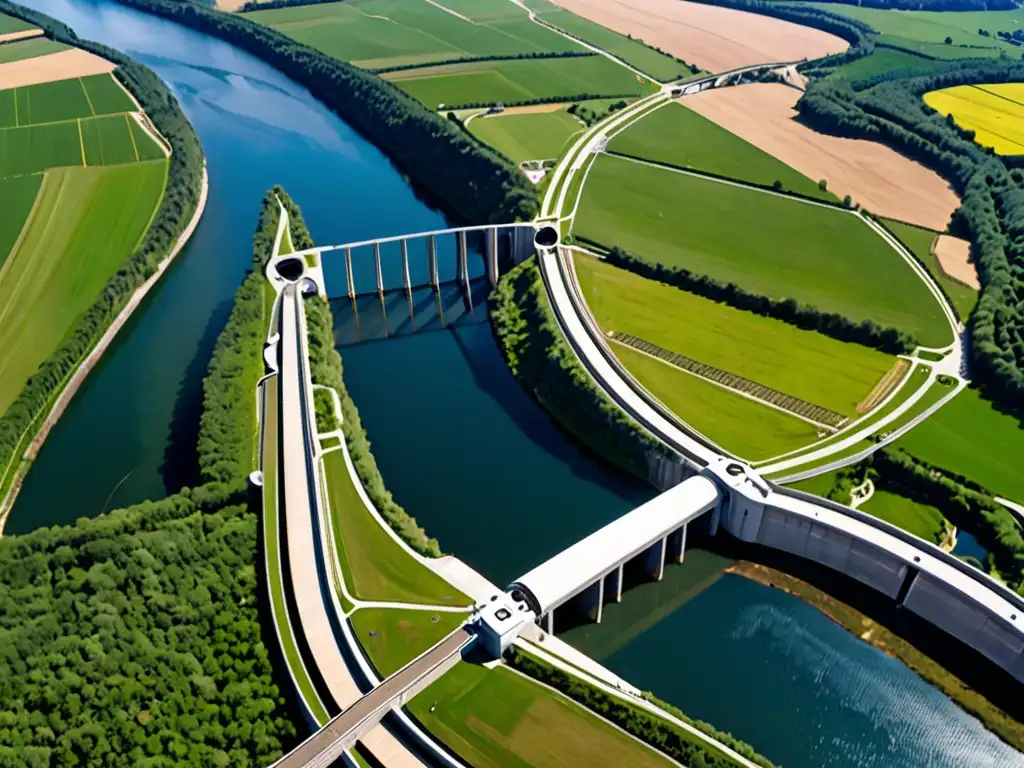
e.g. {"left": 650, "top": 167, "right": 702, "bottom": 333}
{"left": 934, "top": 235, "right": 980, "bottom": 289}
{"left": 684, "top": 84, "right": 960, "bottom": 230}
{"left": 550, "top": 0, "right": 847, "bottom": 72}
{"left": 0, "top": 48, "right": 114, "bottom": 90}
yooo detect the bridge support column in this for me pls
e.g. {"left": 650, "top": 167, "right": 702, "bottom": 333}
{"left": 486, "top": 226, "right": 499, "bottom": 287}
{"left": 578, "top": 579, "right": 604, "bottom": 624}
{"left": 542, "top": 610, "right": 554, "bottom": 635}
{"left": 344, "top": 247, "right": 355, "bottom": 300}
{"left": 667, "top": 523, "right": 687, "bottom": 564}
{"left": 456, "top": 230, "right": 468, "bottom": 288}
{"left": 401, "top": 239, "right": 412, "bottom": 296}
{"left": 605, "top": 563, "right": 623, "bottom": 603}
{"left": 428, "top": 235, "right": 439, "bottom": 291}
{"left": 643, "top": 538, "right": 666, "bottom": 582}
{"left": 709, "top": 503, "right": 721, "bottom": 537}
{"left": 374, "top": 242, "right": 384, "bottom": 298}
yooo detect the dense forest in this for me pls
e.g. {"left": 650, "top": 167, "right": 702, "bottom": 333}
{"left": 0, "top": 194, "right": 310, "bottom": 766}
{"left": 0, "top": 1, "right": 203, "bottom": 502}
{"left": 598, "top": 244, "right": 916, "bottom": 354}
{"left": 798, "top": 61, "right": 1024, "bottom": 415}
{"left": 491, "top": 258, "right": 676, "bottom": 481}
{"left": 106, "top": 0, "right": 538, "bottom": 226}
{"left": 788, "top": 0, "right": 1016, "bottom": 10}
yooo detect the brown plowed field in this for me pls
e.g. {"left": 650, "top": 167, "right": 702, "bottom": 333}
{"left": 550, "top": 0, "right": 847, "bottom": 73}
{"left": 934, "top": 235, "right": 980, "bottom": 289}
{"left": 0, "top": 48, "right": 114, "bottom": 89}
{"left": 684, "top": 84, "right": 960, "bottom": 230}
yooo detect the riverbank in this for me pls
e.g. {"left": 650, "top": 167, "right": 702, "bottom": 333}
{"left": 0, "top": 164, "right": 209, "bottom": 536}
{"left": 729, "top": 559, "right": 1024, "bottom": 752}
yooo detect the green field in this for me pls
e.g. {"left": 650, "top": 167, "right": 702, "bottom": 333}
{"left": 802, "top": 3, "right": 1024, "bottom": 58}
{"left": 896, "top": 387, "right": 1024, "bottom": 502}
{"left": 0, "top": 37, "right": 68, "bottom": 64}
{"left": 129, "top": 118, "right": 165, "bottom": 160}
{"left": 320, "top": 449, "right": 470, "bottom": 605}
{"left": 0, "top": 11, "right": 33, "bottom": 33}
{"left": 576, "top": 256, "right": 896, "bottom": 416}
{"left": 0, "top": 162, "right": 167, "bottom": 415}
{"left": 827, "top": 47, "right": 950, "bottom": 82}
{"left": 614, "top": 344, "right": 819, "bottom": 460}
{"left": 0, "top": 74, "right": 138, "bottom": 130}
{"left": 81, "top": 73, "right": 136, "bottom": 114}
{"left": 469, "top": 107, "right": 581, "bottom": 162}
{"left": 0, "top": 120, "right": 83, "bottom": 175}
{"left": 0, "top": 174, "right": 41, "bottom": 269}
{"left": 81, "top": 113, "right": 140, "bottom": 165}
{"left": 882, "top": 218, "right": 977, "bottom": 320}
{"left": 386, "top": 56, "right": 653, "bottom": 108}
{"left": 248, "top": 0, "right": 580, "bottom": 69}
{"left": 408, "top": 662, "right": 672, "bottom": 768}
{"left": 788, "top": 470, "right": 842, "bottom": 498}
{"left": 610, "top": 102, "right": 832, "bottom": 200}
{"left": 536, "top": 9, "right": 686, "bottom": 81}
{"left": 860, "top": 489, "right": 947, "bottom": 545}
{"left": 575, "top": 155, "right": 952, "bottom": 346}
{"left": 350, "top": 608, "right": 466, "bottom": 677}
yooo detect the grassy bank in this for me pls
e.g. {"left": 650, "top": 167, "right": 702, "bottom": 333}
{"left": 350, "top": 608, "right": 466, "bottom": 678}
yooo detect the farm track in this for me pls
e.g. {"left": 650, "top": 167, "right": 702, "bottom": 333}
{"left": 609, "top": 331, "right": 847, "bottom": 428}
{"left": 856, "top": 358, "right": 909, "bottom": 415}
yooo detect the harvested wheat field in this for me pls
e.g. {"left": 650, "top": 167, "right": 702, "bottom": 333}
{"left": 0, "top": 28, "right": 42, "bottom": 44}
{"left": 934, "top": 235, "right": 979, "bottom": 289}
{"left": 685, "top": 83, "right": 959, "bottom": 230}
{"left": 551, "top": 0, "right": 847, "bottom": 72}
{"left": 0, "top": 48, "right": 115, "bottom": 90}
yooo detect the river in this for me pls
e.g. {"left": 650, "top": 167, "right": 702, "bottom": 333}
{"left": 9, "top": 0, "right": 1023, "bottom": 765}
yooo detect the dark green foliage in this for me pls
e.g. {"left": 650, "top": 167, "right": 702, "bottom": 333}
{"left": 313, "top": 388, "right": 338, "bottom": 434}
{"left": 568, "top": 99, "right": 628, "bottom": 127}
{"left": 368, "top": 50, "right": 598, "bottom": 75}
{"left": 197, "top": 192, "right": 283, "bottom": 484}
{"left": 0, "top": 482, "right": 300, "bottom": 767}
{"left": 808, "top": 0, "right": 1014, "bottom": 8}
{"left": 0, "top": 0, "right": 203, "bottom": 494}
{"left": 505, "top": 647, "right": 777, "bottom": 768}
{"left": 869, "top": 449, "right": 1024, "bottom": 590}
{"left": 797, "top": 63, "right": 1024, "bottom": 417}
{"left": 688, "top": 0, "right": 871, "bottom": 49}
{"left": 490, "top": 257, "right": 669, "bottom": 480}
{"left": 270, "top": 188, "right": 442, "bottom": 556}
{"left": 105, "top": 0, "right": 538, "bottom": 226}
{"left": 414, "top": 92, "right": 643, "bottom": 111}
{"left": 600, "top": 245, "right": 915, "bottom": 354}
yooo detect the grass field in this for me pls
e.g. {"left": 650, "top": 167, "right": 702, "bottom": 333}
{"left": 575, "top": 154, "right": 952, "bottom": 346}
{"left": 350, "top": 608, "right": 466, "bottom": 677}
{"left": 408, "top": 662, "right": 672, "bottom": 768}
{"left": 469, "top": 108, "right": 581, "bottom": 162}
{"left": 803, "top": 3, "right": 1024, "bottom": 58}
{"left": 882, "top": 218, "right": 977, "bottom": 319}
{"left": 609, "top": 102, "right": 831, "bottom": 200}
{"left": 320, "top": 449, "right": 470, "bottom": 605}
{"left": 896, "top": 387, "right": 1024, "bottom": 502}
{"left": 536, "top": 9, "right": 686, "bottom": 81}
{"left": 828, "top": 47, "right": 949, "bottom": 82}
{"left": 614, "top": 344, "right": 819, "bottom": 460}
{"left": 0, "top": 12, "right": 33, "bottom": 34}
{"left": 860, "top": 489, "right": 947, "bottom": 545}
{"left": 575, "top": 256, "right": 896, "bottom": 416}
{"left": 924, "top": 83, "right": 1024, "bottom": 155}
{"left": 0, "top": 37, "right": 68, "bottom": 64}
{"left": 0, "top": 74, "right": 137, "bottom": 130}
{"left": 385, "top": 56, "right": 653, "bottom": 108}
{"left": 248, "top": 0, "right": 580, "bottom": 69}
{"left": 81, "top": 113, "right": 140, "bottom": 165}
{"left": 0, "top": 120, "right": 84, "bottom": 175}
{"left": 0, "top": 162, "right": 167, "bottom": 415}
{"left": 788, "top": 470, "right": 841, "bottom": 498}
{"left": 129, "top": 118, "right": 165, "bottom": 160}
{"left": 0, "top": 174, "right": 41, "bottom": 269}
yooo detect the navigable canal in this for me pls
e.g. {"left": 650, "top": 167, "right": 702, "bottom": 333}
{"left": 12, "top": 1, "right": 1022, "bottom": 765}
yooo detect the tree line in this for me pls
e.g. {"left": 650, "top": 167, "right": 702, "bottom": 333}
{"left": 440, "top": 91, "right": 646, "bottom": 111}
{"left": 797, "top": 61, "right": 1024, "bottom": 416}
{"left": 367, "top": 50, "right": 598, "bottom": 75}
{"left": 0, "top": 1, "right": 203, "bottom": 500}
{"left": 491, "top": 258, "right": 674, "bottom": 482}
{"left": 599, "top": 244, "right": 916, "bottom": 354}
{"left": 506, "top": 647, "right": 777, "bottom": 768}
{"left": 803, "top": 0, "right": 1014, "bottom": 9}
{"left": 690, "top": 0, "right": 872, "bottom": 49}
{"left": 106, "top": 0, "right": 539, "bottom": 226}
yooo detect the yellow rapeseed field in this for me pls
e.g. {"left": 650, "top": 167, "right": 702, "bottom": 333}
{"left": 923, "top": 83, "right": 1024, "bottom": 155}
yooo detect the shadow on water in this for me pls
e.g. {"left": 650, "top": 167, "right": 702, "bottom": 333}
{"left": 160, "top": 297, "right": 234, "bottom": 493}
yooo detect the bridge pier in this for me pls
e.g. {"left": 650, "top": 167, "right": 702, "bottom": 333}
{"left": 604, "top": 563, "right": 623, "bottom": 603}
{"left": 486, "top": 226, "right": 499, "bottom": 287}
{"left": 456, "top": 230, "right": 468, "bottom": 287}
{"left": 579, "top": 578, "right": 604, "bottom": 624}
{"left": 428, "top": 235, "right": 439, "bottom": 290}
{"left": 667, "top": 523, "right": 687, "bottom": 564}
{"left": 401, "top": 238, "right": 412, "bottom": 296}
{"left": 644, "top": 538, "right": 666, "bottom": 581}
{"left": 344, "top": 247, "right": 355, "bottom": 300}
{"left": 373, "top": 242, "right": 384, "bottom": 298}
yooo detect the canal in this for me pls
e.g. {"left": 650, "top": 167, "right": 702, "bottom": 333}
{"left": 10, "top": 0, "right": 1022, "bottom": 765}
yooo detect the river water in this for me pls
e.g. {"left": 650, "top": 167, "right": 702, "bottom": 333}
{"left": 10, "top": 0, "right": 1023, "bottom": 765}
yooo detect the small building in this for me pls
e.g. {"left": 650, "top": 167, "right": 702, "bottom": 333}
{"left": 472, "top": 593, "right": 536, "bottom": 657}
